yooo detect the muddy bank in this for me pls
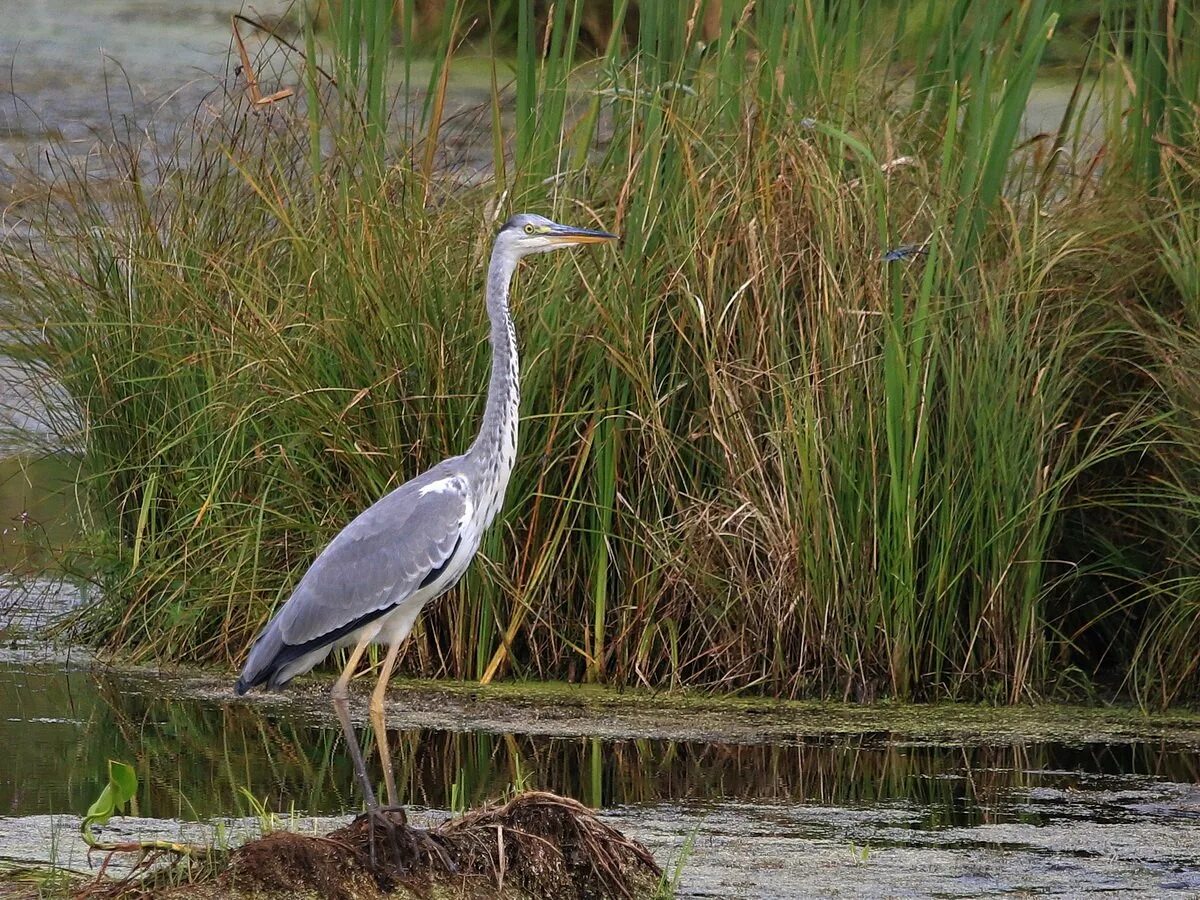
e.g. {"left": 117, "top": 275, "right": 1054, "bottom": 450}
{"left": 214, "top": 794, "right": 657, "bottom": 900}
{"left": 156, "top": 664, "right": 1200, "bottom": 747}
{"left": 47, "top": 793, "right": 660, "bottom": 900}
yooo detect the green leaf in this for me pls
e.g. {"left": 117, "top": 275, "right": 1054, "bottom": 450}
{"left": 108, "top": 760, "right": 138, "bottom": 807}
{"left": 82, "top": 760, "right": 138, "bottom": 846}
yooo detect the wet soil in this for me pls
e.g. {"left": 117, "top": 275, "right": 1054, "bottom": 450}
{"left": 213, "top": 793, "right": 659, "bottom": 900}
{"left": 4, "top": 796, "right": 663, "bottom": 900}
{"left": 186, "top": 664, "right": 1200, "bottom": 747}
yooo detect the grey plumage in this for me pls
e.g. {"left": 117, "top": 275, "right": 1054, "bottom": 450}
{"left": 235, "top": 460, "right": 470, "bottom": 692}
{"left": 235, "top": 214, "right": 617, "bottom": 701}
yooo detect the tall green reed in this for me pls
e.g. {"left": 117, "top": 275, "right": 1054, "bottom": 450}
{"left": 1101, "top": 0, "right": 1200, "bottom": 190}
{"left": 325, "top": 0, "right": 394, "bottom": 160}
{"left": 3, "top": 0, "right": 1199, "bottom": 703}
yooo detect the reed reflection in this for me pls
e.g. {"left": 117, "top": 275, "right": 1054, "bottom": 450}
{"left": 4, "top": 661, "right": 1197, "bottom": 826}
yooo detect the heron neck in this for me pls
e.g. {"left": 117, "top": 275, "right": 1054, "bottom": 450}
{"left": 469, "top": 247, "right": 520, "bottom": 467}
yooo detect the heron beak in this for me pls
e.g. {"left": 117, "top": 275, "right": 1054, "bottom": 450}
{"left": 547, "top": 225, "right": 619, "bottom": 246}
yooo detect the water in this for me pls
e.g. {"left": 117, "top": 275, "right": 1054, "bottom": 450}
{"left": 10, "top": 659, "right": 1200, "bottom": 823}
{"left": 0, "top": 0, "right": 497, "bottom": 198}
{"left": 1, "top": 655, "right": 1199, "bottom": 897}
{"left": 0, "top": 0, "right": 290, "bottom": 170}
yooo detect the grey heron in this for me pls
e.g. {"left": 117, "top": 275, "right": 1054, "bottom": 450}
{"left": 235, "top": 213, "right": 617, "bottom": 813}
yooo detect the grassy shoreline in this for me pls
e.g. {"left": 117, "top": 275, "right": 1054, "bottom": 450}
{"left": 2, "top": 1, "right": 1199, "bottom": 705}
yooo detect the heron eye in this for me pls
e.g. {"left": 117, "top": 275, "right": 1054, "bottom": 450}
{"left": 524, "top": 224, "right": 536, "bottom": 235}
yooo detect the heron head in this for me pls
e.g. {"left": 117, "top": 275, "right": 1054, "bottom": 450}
{"left": 496, "top": 213, "right": 618, "bottom": 258}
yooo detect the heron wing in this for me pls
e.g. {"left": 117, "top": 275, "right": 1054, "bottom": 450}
{"left": 274, "top": 467, "right": 471, "bottom": 647}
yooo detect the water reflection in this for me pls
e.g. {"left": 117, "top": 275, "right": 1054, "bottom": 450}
{"left": 0, "top": 454, "right": 78, "bottom": 574}
{"left": 0, "top": 454, "right": 83, "bottom": 640}
{"left": 3, "top": 659, "right": 1198, "bottom": 827}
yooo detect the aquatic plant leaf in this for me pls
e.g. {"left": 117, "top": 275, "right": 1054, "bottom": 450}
{"left": 82, "top": 760, "right": 138, "bottom": 844}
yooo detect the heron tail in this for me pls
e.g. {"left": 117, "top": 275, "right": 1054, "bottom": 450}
{"left": 235, "top": 619, "right": 287, "bottom": 694}
{"left": 235, "top": 616, "right": 339, "bottom": 694}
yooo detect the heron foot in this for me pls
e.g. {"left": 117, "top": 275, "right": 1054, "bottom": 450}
{"left": 350, "top": 807, "right": 456, "bottom": 876}
{"left": 353, "top": 807, "right": 408, "bottom": 875}
{"left": 351, "top": 805, "right": 407, "bottom": 827}
{"left": 370, "top": 807, "right": 455, "bottom": 873}
{"left": 372, "top": 804, "right": 409, "bottom": 823}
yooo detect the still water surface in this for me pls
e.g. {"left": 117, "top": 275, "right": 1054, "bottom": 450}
{"left": 2, "top": 654, "right": 1200, "bottom": 897}
{"left": 10, "top": 658, "right": 1200, "bottom": 823}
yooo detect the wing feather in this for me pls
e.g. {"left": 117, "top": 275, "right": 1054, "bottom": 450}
{"left": 276, "top": 470, "right": 470, "bottom": 646}
{"left": 235, "top": 464, "right": 473, "bottom": 692}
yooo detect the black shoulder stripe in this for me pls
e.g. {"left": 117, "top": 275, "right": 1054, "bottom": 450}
{"left": 263, "top": 604, "right": 394, "bottom": 683}
{"left": 419, "top": 536, "right": 463, "bottom": 589}
{"left": 255, "top": 538, "right": 464, "bottom": 688}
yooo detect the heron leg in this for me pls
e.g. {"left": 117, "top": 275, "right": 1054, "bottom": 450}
{"left": 369, "top": 641, "right": 402, "bottom": 808}
{"left": 331, "top": 632, "right": 378, "bottom": 812}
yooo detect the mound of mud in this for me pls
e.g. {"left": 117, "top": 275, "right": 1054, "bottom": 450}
{"left": 103, "top": 791, "right": 661, "bottom": 900}
{"left": 222, "top": 829, "right": 382, "bottom": 900}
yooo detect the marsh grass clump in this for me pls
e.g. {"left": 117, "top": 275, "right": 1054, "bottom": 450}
{"left": 2, "top": 0, "right": 1200, "bottom": 704}
{"left": 432, "top": 791, "right": 660, "bottom": 897}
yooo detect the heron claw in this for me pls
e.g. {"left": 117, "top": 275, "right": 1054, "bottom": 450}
{"left": 354, "top": 807, "right": 407, "bottom": 875}
{"left": 375, "top": 804, "right": 409, "bottom": 824}
{"left": 351, "top": 808, "right": 455, "bottom": 875}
